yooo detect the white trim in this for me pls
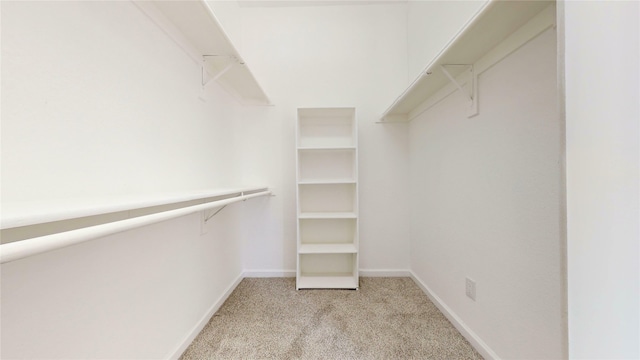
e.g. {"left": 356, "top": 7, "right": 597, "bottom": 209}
{"left": 359, "top": 269, "right": 411, "bottom": 277}
{"left": 166, "top": 272, "right": 244, "bottom": 360}
{"left": 409, "top": 271, "right": 500, "bottom": 360}
{"left": 243, "top": 270, "right": 296, "bottom": 278}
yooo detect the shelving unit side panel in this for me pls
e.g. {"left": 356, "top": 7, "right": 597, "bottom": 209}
{"left": 295, "top": 111, "right": 302, "bottom": 281}
{"left": 353, "top": 253, "right": 359, "bottom": 282}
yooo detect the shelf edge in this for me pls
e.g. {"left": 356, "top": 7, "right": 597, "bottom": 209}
{"left": 379, "top": 0, "right": 554, "bottom": 122}
{"left": 132, "top": 0, "right": 271, "bottom": 105}
{"left": 379, "top": 0, "right": 494, "bottom": 121}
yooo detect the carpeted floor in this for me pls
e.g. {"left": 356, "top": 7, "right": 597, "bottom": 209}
{"left": 180, "top": 277, "right": 482, "bottom": 359}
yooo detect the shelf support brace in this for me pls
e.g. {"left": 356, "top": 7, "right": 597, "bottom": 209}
{"left": 440, "top": 64, "right": 478, "bottom": 118}
{"left": 440, "top": 64, "right": 473, "bottom": 102}
{"left": 204, "top": 205, "right": 228, "bottom": 222}
{"left": 201, "top": 55, "right": 239, "bottom": 88}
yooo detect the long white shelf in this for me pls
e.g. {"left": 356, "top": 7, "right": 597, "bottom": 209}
{"left": 133, "top": 0, "right": 270, "bottom": 105}
{"left": 297, "top": 274, "right": 358, "bottom": 289}
{"left": 0, "top": 189, "right": 271, "bottom": 264}
{"left": 299, "top": 244, "right": 358, "bottom": 254}
{"left": 1, "top": 186, "right": 268, "bottom": 229}
{"left": 381, "top": 0, "right": 553, "bottom": 122}
{"left": 298, "top": 212, "right": 358, "bottom": 219}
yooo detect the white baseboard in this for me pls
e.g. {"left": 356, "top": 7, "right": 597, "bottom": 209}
{"left": 409, "top": 271, "right": 500, "bottom": 360}
{"left": 359, "top": 269, "right": 411, "bottom": 277}
{"left": 243, "top": 270, "right": 296, "bottom": 277}
{"left": 166, "top": 272, "right": 245, "bottom": 360}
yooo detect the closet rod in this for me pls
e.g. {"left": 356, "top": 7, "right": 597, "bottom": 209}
{"left": 0, "top": 190, "right": 271, "bottom": 264}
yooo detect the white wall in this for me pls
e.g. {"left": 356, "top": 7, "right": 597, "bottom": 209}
{"left": 408, "top": 25, "right": 565, "bottom": 359}
{"left": 237, "top": 2, "right": 411, "bottom": 274}
{"left": 0, "top": 206, "right": 249, "bottom": 359}
{"left": 407, "top": 0, "right": 485, "bottom": 81}
{"left": 1, "top": 1, "right": 267, "bottom": 358}
{"left": 1, "top": 1, "right": 247, "bottom": 202}
{"left": 206, "top": 0, "right": 243, "bottom": 54}
{"left": 563, "top": 1, "right": 640, "bottom": 358}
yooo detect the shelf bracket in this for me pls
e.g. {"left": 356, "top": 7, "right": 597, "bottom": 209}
{"left": 201, "top": 204, "right": 228, "bottom": 235}
{"left": 440, "top": 64, "right": 473, "bottom": 102}
{"left": 201, "top": 55, "right": 239, "bottom": 88}
{"left": 440, "top": 64, "right": 478, "bottom": 118}
{"left": 204, "top": 205, "right": 228, "bottom": 222}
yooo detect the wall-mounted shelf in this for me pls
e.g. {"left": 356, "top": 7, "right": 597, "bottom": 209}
{"left": 380, "top": 0, "right": 554, "bottom": 122}
{"left": 0, "top": 186, "right": 271, "bottom": 263}
{"left": 1, "top": 186, "right": 269, "bottom": 230}
{"left": 133, "top": 0, "right": 270, "bottom": 105}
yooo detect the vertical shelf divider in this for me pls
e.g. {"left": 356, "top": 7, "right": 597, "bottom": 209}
{"left": 296, "top": 108, "right": 359, "bottom": 290}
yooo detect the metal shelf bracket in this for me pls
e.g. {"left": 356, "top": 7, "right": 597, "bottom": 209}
{"left": 440, "top": 64, "right": 479, "bottom": 118}
{"left": 201, "top": 55, "right": 240, "bottom": 88}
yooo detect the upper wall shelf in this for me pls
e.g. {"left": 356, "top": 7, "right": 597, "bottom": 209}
{"left": 381, "top": 0, "right": 554, "bottom": 122}
{"left": 133, "top": 0, "right": 271, "bottom": 105}
{"left": 0, "top": 187, "right": 272, "bottom": 263}
{"left": 1, "top": 186, "right": 269, "bottom": 230}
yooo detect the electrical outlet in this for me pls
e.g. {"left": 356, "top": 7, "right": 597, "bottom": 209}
{"left": 465, "top": 278, "right": 476, "bottom": 301}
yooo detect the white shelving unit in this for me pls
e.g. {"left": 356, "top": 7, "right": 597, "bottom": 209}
{"left": 133, "top": 0, "right": 270, "bottom": 105}
{"left": 380, "top": 0, "right": 554, "bottom": 122}
{"left": 296, "top": 108, "right": 359, "bottom": 290}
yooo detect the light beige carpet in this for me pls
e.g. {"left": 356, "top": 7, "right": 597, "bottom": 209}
{"left": 180, "top": 277, "right": 482, "bottom": 359}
